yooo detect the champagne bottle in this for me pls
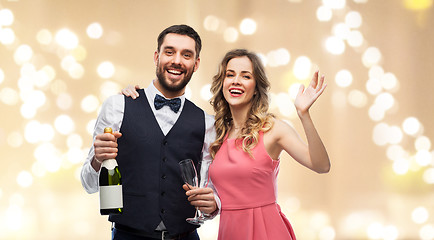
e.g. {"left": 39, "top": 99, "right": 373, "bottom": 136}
{"left": 99, "top": 127, "right": 123, "bottom": 215}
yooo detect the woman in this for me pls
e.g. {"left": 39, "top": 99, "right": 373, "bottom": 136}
{"left": 207, "top": 49, "right": 329, "bottom": 240}
{"left": 122, "top": 49, "right": 330, "bottom": 239}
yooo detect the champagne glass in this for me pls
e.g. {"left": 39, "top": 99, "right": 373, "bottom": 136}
{"left": 179, "top": 159, "right": 204, "bottom": 225}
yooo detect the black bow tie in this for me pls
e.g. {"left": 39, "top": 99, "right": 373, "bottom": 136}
{"left": 154, "top": 94, "right": 181, "bottom": 113}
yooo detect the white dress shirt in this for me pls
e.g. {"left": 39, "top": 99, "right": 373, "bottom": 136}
{"left": 80, "top": 80, "right": 220, "bottom": 219}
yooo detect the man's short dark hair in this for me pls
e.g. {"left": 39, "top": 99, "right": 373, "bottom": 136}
{"left": 157, "top": 24, "right": 202, "bottom": 59}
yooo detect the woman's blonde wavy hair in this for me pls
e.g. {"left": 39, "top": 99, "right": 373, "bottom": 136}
{"left": 209, "top": 49, "right": 274, "bottom": 159}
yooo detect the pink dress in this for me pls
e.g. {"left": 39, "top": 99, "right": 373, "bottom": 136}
{"left": 209, "top": 131, "right": 296, "bottom": 240}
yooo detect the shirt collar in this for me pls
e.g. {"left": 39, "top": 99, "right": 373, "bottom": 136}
{"left": 146, "top": 79, "right": 186, "bottom": 104}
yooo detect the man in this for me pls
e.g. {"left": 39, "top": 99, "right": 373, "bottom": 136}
{"left": 81, "top": 24, "right": 218, "bottom": 240}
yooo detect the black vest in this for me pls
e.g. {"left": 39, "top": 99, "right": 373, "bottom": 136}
{"left": 109, "top": 89, "right": 205, "bottom": 235}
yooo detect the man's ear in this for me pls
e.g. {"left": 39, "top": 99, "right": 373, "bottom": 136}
{"left": 193, "top": 57, "right": 200, "bottom": 72}
{"left": 154, "top": 51, "right": 159, "bottom": 66}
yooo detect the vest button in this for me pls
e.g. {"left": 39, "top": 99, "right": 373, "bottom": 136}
{"left": 162, "top": 157, "right": 167, "bottom": 162}
{"left": 163, "top": 140, "right": 168, "bottom": 145}
{"left": 161, "top": 191, "right": 165, "bottom": 196}
{"left": 161, "top": 175, "right": 166, "bottom": 179}
{"left": 161, "top": 209, "right": 165, "bottom": 214}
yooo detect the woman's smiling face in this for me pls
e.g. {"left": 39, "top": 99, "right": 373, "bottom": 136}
{"left": 222, "top": 56, "right": 257, "bottom": 110}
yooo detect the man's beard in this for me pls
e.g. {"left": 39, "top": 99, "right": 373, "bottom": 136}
{"left": 156, "top": 63, "right": 194, "bottom": 93}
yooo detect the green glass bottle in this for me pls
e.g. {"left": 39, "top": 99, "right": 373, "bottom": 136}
{"left": 99, "top": 127, "right": 123, "bottom": 215}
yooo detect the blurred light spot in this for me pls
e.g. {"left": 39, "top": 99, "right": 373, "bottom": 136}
{"left": 67, "top": 133, "right": 83, "bottom": 149}
{"left": 288, "top": 83, "right": 302, "bottom": 100}
{"left": 7, "top": 131, "right": 23, "bottom": 148}
{"left": 6, "top": 204, "right": 23, "bottom": 230}
{"left": 333, "top": 23, "right": 350, "bottom": 40}
{"left": 412, "top": 207, "right": 429, "bottom": 224}
{"left": 367, "top": 222, "right": 384, "bottom": 239}
{"left": 322, "top": 0, "right": 346, "bottom": 9}
{"left": 86, "top": 119, "right": 97, "bottom": 135}
{"left": 348, "top": 90, "right": 367, "bottom": 108}
{"left": 40, "top": 123, "right": 55, "bottom": 142}
{"left": 223, "top": 27, "right": 238, "bottom": 43}
{"left": 61, "top": 55, "right": 77, "bottom": 71}
{"left": 203, "top": 15, "right": 220, "bottom": 32}
{"left": 71, "top": 45, "right": 87, "bottom": 62}
{"left": 415, "top": 150, "right": 432, "bottom": 166}
{"left": 36, "top": 65, "right": 56, "bottom": 87}
{"left": 81, "top": 94, "right": 100, "bottom": 113}
{"left": 14, "top": 44, "right": 33, "bottom": 65}
{"left": 369, "top": 65, "right": 385, "bottom": 79}
{"left": 403, "top": 0, "right": 433, "bottom": 10}
{"left": 362, "top": 47, "right": 382, "bottom": 67}
{"left": 0, "top": 9, "right": 14, "bottom": 26}
{"left": 17, "top": 171, "right": 33, "bottom": 188}
{"left": 319, "top": 226, "right": 336, "bottom": 240}
{"left": 347, "top": 30, "right": 364, "bottom": 47}
{"left": 68, "top": 62, "right": 85, "bottom": 79}
{"left": 419, "top": 224, "right": 434, "bottom": 240}
{"left": 354, "top": 0, "right": 368, "bottom": 3}
{"left": 0, "top": 87, "right": 19, "bottom": 105}
{"left": 55, "top": 28, "right": 79, "bottom": 49}
{"left": 415, "top": 136, "right": 431, "bottom": 151}
{"left": 99, "top": 81, "right": 121, "bottom": 100}
{"left": 0, "top": 27, "right": 15, "bottom": 44}
{"left": 267, "top": 48, "right": 291, "bottom": 67}
{"left": 335, "top": 69, "right": 352, "bottom": 88}
{"left": 310, "top": 211, "right": 330, "bottom": 229}
{"left": 373, "top": 123, "right": 389, "bottom": 146}
{"left": 316, "top": 6, "right": 333, "bottom": 21}
{"left": 67, "top": 148, "right": 84, "bottom": 164}
{"left": 36, "top": 29, "right": 52, "bottom": 45}
{"left": 393, "top": 158, "right": 410, "bottom": 175}
{"left": 383, "top": 225, "right": 399, "bottom": 240}
{"left": 239, "top": 18, "right": 257, "bottom": 35}
{"left": 97, "top": 61, "right": 115, "bottom": 79}
{"left": 375, "top": 92, "right": 394, "bottom": 111}
{"left": 34, "top": 143, "right": 62, "bottom": 172}
{"left": 56, "top": 92, "right": 73, "bottom": 110}
{"left": 0, "top": 68, "right": 4, "bottom": 84}
{"left": 25, "top": 90, "right": 47, "bottom": 108}
{"left": 20, "top": 103, "right": 37, "bottom": 119}
{"left": 257, "top": 52, "right": 268, "bottom": 67}
{"left": 325, "top": 36, "right": 345, "bottom": 55}
{"left": 24, "top": 120, "right": 41, "bottom": 143}
{"left": 423, "top": 168, "right": 434, "bottom": 184}
{"left": 200, "top": 84, "right": 212, "bottom": 101}
{"left": 402, "top": 117, "right": 421, "bottom": 136}
{"left": 381, "top": 72, "right": 399, "bottom": 92}
{"left": 283, "top": 196, "right": 300, "bottom": 213}
{"left": 368, "top": 104, "right": 385, "bottom": 122}
{"left": 366, "top": 77, "right": 382, "bottom": 95}
{"left": 54, "top": 114, "right": 75, "bottom": 135}
{"left": 293, "top": 56, "right": 311, "bottom": 79}
{"left": 386, "top": 145, "right": 406, "bottom": 161}
{"left": 276, "top": 93, "right": 295, "bottom": 117}
{"left": 87, "top": 22, "right": 103, "bottom": 39}
{"left": 185, "top": 86, "right": 192, "bottom": 100}
{"left": 388, "top": 126, "right": 403, "bottom": 144}
{"left": 345, "top": 11, "right": 362, "bottom": 28}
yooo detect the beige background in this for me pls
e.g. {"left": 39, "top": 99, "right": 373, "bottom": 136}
{"left": 0, "top": 0, "right": 433, "bottom": 239}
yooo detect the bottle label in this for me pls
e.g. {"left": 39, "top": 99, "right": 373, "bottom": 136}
{"left": 99, "top": 185, "right": 123, "bottom": 209}
{"left": 102, "top": 159, "right": 118, "bottom": 170}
